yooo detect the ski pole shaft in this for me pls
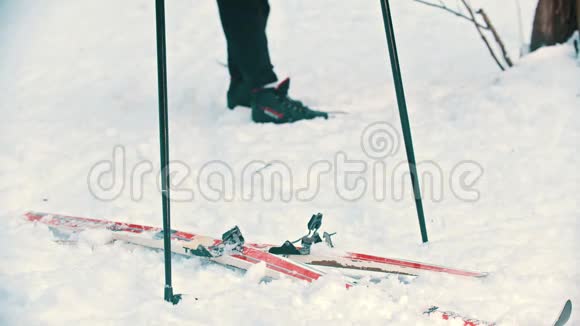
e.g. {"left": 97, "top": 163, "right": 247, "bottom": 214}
{"left": 379, "top": 0, "right": 429, "bottom": 243}
{"left": 155, "top": 0, "right": 180, "bottom": 304}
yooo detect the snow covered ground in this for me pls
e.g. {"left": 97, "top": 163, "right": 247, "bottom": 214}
{"left": 1, "top": 0, "right": 578, "bottom": 325}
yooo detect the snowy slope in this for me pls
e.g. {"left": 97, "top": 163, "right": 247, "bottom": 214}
{"left": 0, "top": 0, "right": 578, "bottom": 325}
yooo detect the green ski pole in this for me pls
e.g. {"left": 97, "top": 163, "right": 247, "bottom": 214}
{"left": 155, "top": 0, "right": 181, "bottom": 304}
{"left": 379, "top": 0, "right": 429, "bottom": 243}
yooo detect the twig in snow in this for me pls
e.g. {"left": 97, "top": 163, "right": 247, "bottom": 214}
{"left": 461, "top": 0, "right": 505, "bottom": 71}
{"left": 253, "top": 162, "right": 272, "bottom": 175}
{"left": 476, "top": 9, "right": 513, "bottom": 67}
{"left": 411, "top": 0, "right": 489, "bottom": 30}
{"left": 413, "top": 0, "right": 514, "bottom": 71}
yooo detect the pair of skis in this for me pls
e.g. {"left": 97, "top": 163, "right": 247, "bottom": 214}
{"left": 24, "top": 211, "right": 485, "bottom": 279}
{"left": 23, "top": 211, "right": 572, "bottom": 325}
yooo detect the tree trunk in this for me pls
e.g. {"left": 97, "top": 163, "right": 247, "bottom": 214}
{"left": 530, "top": 0, "right": 579, "bottom": 52}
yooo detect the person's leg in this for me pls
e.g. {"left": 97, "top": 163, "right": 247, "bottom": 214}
{"left": 216, "top": 0, "right": 327, "bottom": 123}
{"left": 217, "top": 0, "right": 277, "bottom": 88}
{"left": 226, "top": 45, "right": 242, "bottom": 84}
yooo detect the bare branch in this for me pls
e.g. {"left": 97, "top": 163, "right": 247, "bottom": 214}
{"left": 461, "top": 0, "right": 505, "bottom": 71}
{"left": 412, "top": 0, "right": 490, "bottom": 30}
{"left": 477, "top": 9, "right": 514, "bottom": 67}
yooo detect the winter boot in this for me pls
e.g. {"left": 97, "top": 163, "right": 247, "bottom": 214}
{"left": 251, "top": 78, "right": 328, "bottom": 124}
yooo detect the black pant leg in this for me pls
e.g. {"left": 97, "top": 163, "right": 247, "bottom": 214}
{"left": 217, "top": 0, "right": 278, "bottom": 88}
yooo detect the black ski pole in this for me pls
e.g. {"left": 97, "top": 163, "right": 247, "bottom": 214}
{"left": 155, "top": 0, "right": 181, "bottom": 304}
{"left": 379, "top": 0, "right": 429, "bottom": 243}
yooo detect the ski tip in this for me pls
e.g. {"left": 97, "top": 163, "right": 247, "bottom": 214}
{"left": 553, "top": 299, "right": 572, "bottom": 326}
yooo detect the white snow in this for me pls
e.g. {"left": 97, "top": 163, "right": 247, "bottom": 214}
{"left": 0, "top": 0, "right": 578, "bottom": 325}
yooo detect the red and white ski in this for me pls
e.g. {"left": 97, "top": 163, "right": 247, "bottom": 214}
{"left": 24, "top": 211, "right": 330, "bottom": 284}
{"left": 257, "top": 213, "right": 486, "bottom": 278}
{"left": 423, "top": 306, "right": 496, "bottom": 325}
{"left": 423, "top": 299, "right": 572, "bottom": 326}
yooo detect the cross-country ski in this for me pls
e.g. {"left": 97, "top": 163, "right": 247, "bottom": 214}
{"left": 554, "top": 300, "right": 573, "bottom": 326}
{"left": 1, "top": 0, "right": 577, "bottom": 325}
